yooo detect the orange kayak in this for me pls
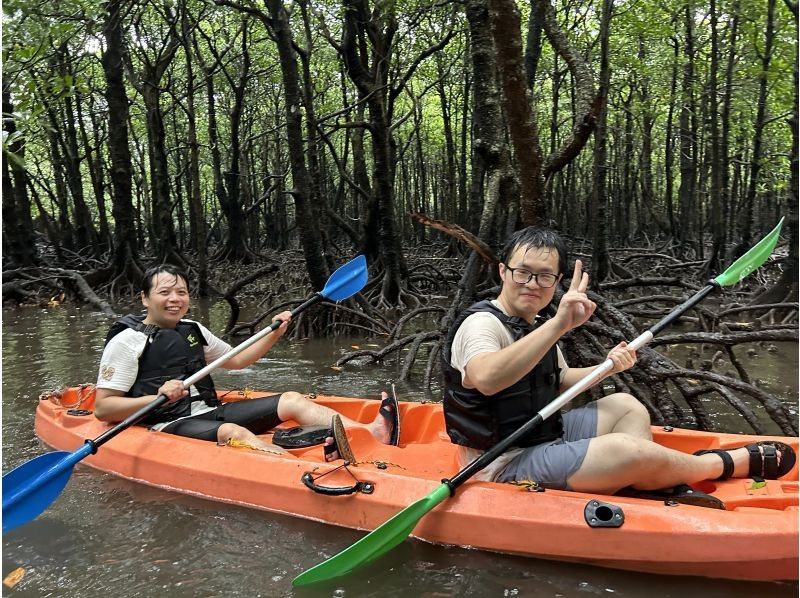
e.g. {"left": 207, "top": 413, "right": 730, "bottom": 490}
{"left": 35, "top": 386, "right": 798, "bottom": 581}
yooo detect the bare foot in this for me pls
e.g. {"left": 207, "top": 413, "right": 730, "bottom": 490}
{"left": 224, "top": 437, "right": 288, "bottom": 455}
{"left": 253, "top": 440, "right": 289, "bottom": 455}
{"left": 323, "top": 436, "right": 337, "bottom": 461}
{"left": 368, "top": 391, "right": 392, "bottom": 445}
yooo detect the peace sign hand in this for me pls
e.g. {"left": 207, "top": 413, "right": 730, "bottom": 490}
{"left": 554, "top": 260, "right": 596, "bottom": 332}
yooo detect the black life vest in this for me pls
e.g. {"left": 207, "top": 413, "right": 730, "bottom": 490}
{"left": 442, "top": 300, "right": 563, "bottom": 451}
{"left": 104, "top": 314, "right": 220, "bottom": 425}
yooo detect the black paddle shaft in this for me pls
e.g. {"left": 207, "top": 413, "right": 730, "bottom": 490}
{"left": 649, "top": 282, "right": 717, "bottom": 336}
{"left": 89, "top": 394, "right": 172, "bottom": 452}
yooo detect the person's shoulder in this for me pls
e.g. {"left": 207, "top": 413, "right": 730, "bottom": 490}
{"left": 461, "top": 310, "right": 504, "bottom": 327}
{"left": 103, "top": 326, "right": 147, "bottom": 359}
{"left": 107, "top": 326, "right": 145, "bottom": 345}
{"left": 180, "top": 318, "right": 209, "bottom": 334}
{"left": 455, "top": 310, "right": 508, "bottom": 341}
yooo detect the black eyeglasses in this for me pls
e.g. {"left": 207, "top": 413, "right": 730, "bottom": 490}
{"left": 504, "top": 266, "right": 560, "bottom": 288}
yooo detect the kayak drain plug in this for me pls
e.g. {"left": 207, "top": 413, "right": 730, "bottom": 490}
{"left": 584, "top": 500, "right": 624, "bottom": 528}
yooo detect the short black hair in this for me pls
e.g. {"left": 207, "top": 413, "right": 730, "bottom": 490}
{"left": 141, "top": 264, "right": 189, "bottom": 295}
{"left": 500, "top": 227, "right": 568, "bottom": 274}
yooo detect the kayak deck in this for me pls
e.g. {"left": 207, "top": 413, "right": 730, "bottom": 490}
{"left": 34, "top": 386, "right": 799, "bottom": 581}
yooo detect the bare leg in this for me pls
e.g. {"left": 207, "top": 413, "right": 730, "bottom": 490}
{"left": 595, "top": 393, "right": 652, "bottom": 440}
{"left": 276, "top": 391, "right": 392, "bottom": 444}
{"left": 567, "top": 433, "right": 774, "bottom": 494}
{"left": 216, "top": 423, "right": 288, "bottom": 454}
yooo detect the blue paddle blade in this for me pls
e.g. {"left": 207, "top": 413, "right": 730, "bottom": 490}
{"left": 3, "top": 448, "right": 89, "bottom": 533}
{"left": 320, "top": 254, "right": 368, "bottom": 301}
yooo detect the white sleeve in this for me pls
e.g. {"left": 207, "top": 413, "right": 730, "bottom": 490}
{"left": 556, "top": 345, "right": 568, "bottom": 384}
{"left": 194, "top": 322, "right": 233, "bottom": 362}
{"left": 449, "top": 313, "right": 511, "bottom": 386}
{"left": 96, "top": 329, "right": 148, "bottom": 392}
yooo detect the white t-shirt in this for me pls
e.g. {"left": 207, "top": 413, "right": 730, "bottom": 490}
{"left": 448, "top": 300, "right": 568, "bottom": 481}
{"left": 96, "top": 319, "right": 233, "bottom": 428}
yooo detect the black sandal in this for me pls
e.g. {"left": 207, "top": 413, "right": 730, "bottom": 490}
{"left": 745, "top": 442, "right": 796, "bottom": 479}
{"left": 695, "top": 441, "right": 796, "bottom": 480}
{"left": 324, "top": 415, "right": 356, "bottom": 464}
{"left": 693, "top": 448, "right": 735, "bottom": 480}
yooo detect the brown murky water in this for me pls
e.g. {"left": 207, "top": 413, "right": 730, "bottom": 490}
{"left": 2, "top": 303, "right": 797, "bottom": 597}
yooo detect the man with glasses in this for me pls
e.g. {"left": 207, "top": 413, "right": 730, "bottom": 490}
{"left": 441, "top": 226, "right": 793, "bottom": 496}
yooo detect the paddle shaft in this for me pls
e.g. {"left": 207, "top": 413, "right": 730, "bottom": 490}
{"left": 447, "top": 281, "right": 718, "bottom": 489}
{"left": 90, "top": 292, "right": 324, "bottom": 450}
{"left": 4, "top": 254, "right": 370, "bottom": 534}
{"left": 4, "top": 292, "right": 325, "bottom": 512}
{"left": 295, "top": 221, "right": 785, "bottom": 585}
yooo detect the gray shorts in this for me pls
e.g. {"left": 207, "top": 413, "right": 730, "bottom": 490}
{"left": 495, "top": 402, "right": 598, "bottom": 490}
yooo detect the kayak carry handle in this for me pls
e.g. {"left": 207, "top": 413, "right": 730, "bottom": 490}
{"left": 301, "top": 472, "right": 374, "bottom": 496}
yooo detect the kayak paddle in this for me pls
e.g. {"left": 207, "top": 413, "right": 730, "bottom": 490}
{"left": 293, "top": 219, "right": 784, "bottom": 586}
{"left": 2, "top": 255, "right": 369, "bottom": 533}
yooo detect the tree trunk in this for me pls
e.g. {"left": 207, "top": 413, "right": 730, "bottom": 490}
{"left": 489, "top": 0, "right": 544, "bottom": 226}
{"left": 78, "top": 92, "right": 112, "bottom": 252}
{"left": 101, "top": 0, "right": 142, "bottom": 289}
{"left": 2, "top": 88, "right": 39, "bottom": 267}
{"left": 720, "top": 7, "right": 739, "bottom": 244}
{"left": 340, "top": 0, "right": 407, "bottom": 305}
{"left": 677, "top": 5, "right": 697, "bottom": 251}
{"left": 706, "top": 0, "right": 726, "bottom": 273}
{"left": 130, "top": 9, "right": 183, "bottom": 264}
{"left": 664, "top": 35, "right": 679, "bottom": 237}
{"left": 739, "top": 0, "right": 776, "bottom": 247}
{"left": 54, "top": 44, "right": 98, "bottom": 255}
{"left": 181, "top": 3, "right": 208, "bottom": 295}
{"left": 219, "top": 18, "right": 254, "bottom": 262}
{"left": 590, "top": 0, "right": 613, "bottom": 284}
{"left": 46, "top": 123, "right": 75, "bottom": 252}
{"left": 263, "top": 0, "right": 329, "bottom": 290}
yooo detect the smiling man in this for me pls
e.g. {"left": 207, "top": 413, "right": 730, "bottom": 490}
{"left": 94, "top": 264, "right": 399, "bottom": 455}
{"left": 441, "top": 227, "right": 795, "bottom": 496}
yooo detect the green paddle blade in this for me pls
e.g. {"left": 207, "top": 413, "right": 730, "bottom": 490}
{"left": 292, "top": 483, "right": 452, "bottom": 586}
{"left": 714, "top": 218, "right": 784, "bottom": 287}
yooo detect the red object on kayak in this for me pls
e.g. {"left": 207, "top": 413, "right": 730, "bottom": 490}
{"left": 35, "top": 386, "right": 798, "bottom": 581}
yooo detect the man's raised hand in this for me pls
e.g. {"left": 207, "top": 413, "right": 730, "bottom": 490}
{"left": 554, "top": 259, "right": 596, "bottom": 332}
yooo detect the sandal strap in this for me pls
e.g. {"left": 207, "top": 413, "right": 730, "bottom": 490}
{"left": 716, "top": 449, "right": 735, "bottom": 479}
{"left": 694, "top": 449, "right": 735, "bottom": 480}
{"left": 747, "top": 443, "right": 778, "bottom": 478}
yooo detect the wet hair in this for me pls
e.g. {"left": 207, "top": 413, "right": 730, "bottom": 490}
{"left": 141, "top": 264, "right": 190, "bottom": 295}
{"left": 499, "top": 227, "right": 568, "bottom": 275}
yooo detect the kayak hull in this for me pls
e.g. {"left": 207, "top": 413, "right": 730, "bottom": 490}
{"left": 34, "top": 387, "right": 799, "bottom": 581}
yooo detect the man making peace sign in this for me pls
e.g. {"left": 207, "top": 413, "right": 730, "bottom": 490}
{"left": 441, "top": 227, "right": 794, "bottom": 496}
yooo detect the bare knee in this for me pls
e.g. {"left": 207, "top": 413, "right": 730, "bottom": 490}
{"left": 605, "top": 393, "right": 650, "bottom": 421}
{"left": 623, "top": 393, "right": 650, "bottom": 420}
{"left": 216, "top": 423, "right": 247, "bottom": 444}
{"left": 601, "top": 433, "right": 650, "bottom": 470}
{"left": 570, "top": 433, "right": 653, "bottom": 492}
{"left": 280, "top": 391, "right": 306, "bottom": 407}
{"left": 277, "top": 391, "right": 306, "bottom": 419}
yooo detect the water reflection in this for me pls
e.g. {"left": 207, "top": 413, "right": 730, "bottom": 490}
{"left": 2, "top": 304, "right": 797, "bottom": 597}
